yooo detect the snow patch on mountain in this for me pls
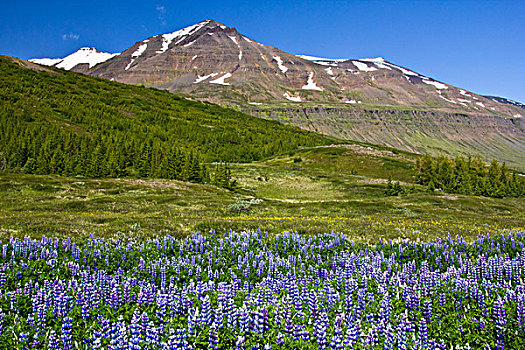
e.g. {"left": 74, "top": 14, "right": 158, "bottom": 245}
{"left": 273, "top": 56, "right": 288, "bottom": 73}
{"left": 210, "top": 73, "right": 232, "bottom": 85}
{"left": 124, "top": 43, "right": 148, "bottom": 71}
{"left": 156, "top": 20, "right": 210, "bottom": 53}
{"left": 360, "top": 57, "right": 386, "bottom": 63}
{"left": 284, "top": 93, "right": 302, "bottom": 102}
{"left": 31, "top": 48, "right": 118, "bottom": 71}
{"left": 194, "top": 73, "right": 219, "bottom": 84}
{"left": 302, "top": 72, "right": 322, "bottom": 91}
{"left": 228, "top": 36, "right": 238, "bottom": 45}
{"left": 352, "top": 61, "right": 377, "bottom": 72}
{"left": 57, "top": 48, "right": 118, "bottom": 70}
{"left": 384, "top": 63, "right": 420, "bottom": 76}
{"left": 374, "top": 62, "right": 392, "bottom": 70}
{"left": 30, "top": 58, "right": 63, "bottom": 66}
{"left": 325, "top": 67, "right": 333, "bottom": 76}
{"left": 131, "top": 44, "right": 148, "bottom": 58}
{"left": 125, "top": 60, "right": 135, "bottom": 71}
{"left": 422, "top": 79, "right": 447, "bottom": 90}
{"left": 298, "top": 55, "right": 347, "bottom": 62}
{"left": 437, "top": 91, "right": 456, "bottom": 104}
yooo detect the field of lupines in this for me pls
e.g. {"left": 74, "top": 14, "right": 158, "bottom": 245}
{"left": 1, "top": 229, "right": 525, "bottom": 349}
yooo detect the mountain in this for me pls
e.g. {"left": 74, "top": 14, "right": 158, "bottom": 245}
{"left": 30, "top": 20, "right": 525, "bottom": 170}
{"left": 30, "top": 47, "right": 118, "bottom": 73}
{"left": 33, "top": 20, "right": 522, "bottom": 115}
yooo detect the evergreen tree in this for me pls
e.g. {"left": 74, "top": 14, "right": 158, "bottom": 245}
{"left": 22, "top": 157, "right": 36, "bottom": 174}
{"left": 416, "top": 154, "right": 524, "bottom": 198}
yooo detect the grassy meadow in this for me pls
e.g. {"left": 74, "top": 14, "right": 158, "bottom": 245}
{"left": 1, "top": 144, "right": 523, "bottom": 243}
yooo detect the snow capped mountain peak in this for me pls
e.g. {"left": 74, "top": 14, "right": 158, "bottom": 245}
{"left": 156, "top": 20, "right": 212, "bottom": 53}
{"left": 77, "top": 47, "right": 98, "bottom": 51}
{"left": 30, "top": 47, "right": 118, "bottom": 71}
{"left": 360, "top": 57, "right": 386, "bottom": 63}
{"left": 154, "top": 19, "right": 236, "bottom": 53}
{"left": 297, "top": 55, "right": 348, "bottom": 63}
{"left": 29, "top": 57, "right": 62, "bottom": 66}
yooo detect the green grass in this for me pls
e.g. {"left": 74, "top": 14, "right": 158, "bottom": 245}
{"left": 1, "top": 144, "right": 523, "bottom": 242}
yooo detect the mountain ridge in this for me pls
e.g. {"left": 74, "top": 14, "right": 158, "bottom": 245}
{"left": 27, "top": 19, "right": 525, "bottom": 169}
{"left": 30, "top": 20, "right": 523, "bottom": 116}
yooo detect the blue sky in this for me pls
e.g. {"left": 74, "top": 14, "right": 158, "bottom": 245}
{"left": 1, "top": 0, "right": 524, "bottom": 102}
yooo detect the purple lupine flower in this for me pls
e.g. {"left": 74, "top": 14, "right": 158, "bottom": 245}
{"left": 344, "top": 321, "right": 359, "bottom": 349}
{"left": 48, "top": 330, "right": 58, "bottom": 350}
{"left": 315, "top": 312, "right": 329, "bottom": 349}
{"left": 380, "top": 294, "right": 393, "bottom": 322}
{"left": 383, "top": 324, "right": 395, "bottom": 350}
{"left": 423, "top": 299, "right": 432, "bottom": 323}
{"left": 418, "top": 318, "right": 428, "bottom": 350}
{"left": 129, "top": 312, "right": 142, "bottom": 350}
{"left": 368, "top": 324, "right": 379, "bottom": 348}
{"left": 61, "top": 316, "right": 73, "bottom": 350}
{"left": 108, "top": 322, "right": 122, "bottom": 350}
{"left": 517, "top": 294, "right": 525, "bottom": 329}
{"left": 396, "top": 318, "right": 407, "bottom": 350}
{"left": 201, "top": 295, "right": 212, "bottom": 325}
{"left": 208, "top": 324, "right": 218, "bottom": 350}
{"left": 274, "top": 332, "right": 284, "bottom": 345}
{"left": 330, "top": 323, "right": 344, "bottom": 350}
{"left": 91, "top": 330, "right": 102, "bottom": 350}
{"left": 145, "top": 321, "right": 159, "bottom": 348}
{"left": 175, "top": 327, "right": 189, "bottom": 349}
{"left": 493, "top": 298, "right": 506, "bottom": 350}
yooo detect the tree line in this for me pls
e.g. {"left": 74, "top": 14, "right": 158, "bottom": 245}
{"left": 416, "top": 154, "right": 525, "bottom": 198}
{"left": 0, "top": 115, "right": 238, "bottom": 185}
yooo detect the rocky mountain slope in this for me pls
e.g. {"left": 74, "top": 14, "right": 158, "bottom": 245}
{"left": 30, "top": 20, "right": 525, "bottom": 169}
{"left": 483, "top": 95, "right": 525, "bottom": 110}
{"left": 31, "top": 20, "right": 522, "bottom": 116}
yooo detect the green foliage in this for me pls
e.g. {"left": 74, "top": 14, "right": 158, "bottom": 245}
{"left": 385, "top": 176, "right": 404, "bottom": 196}
{"left": 417, "top": 154, "right": 525, "bottom": 198}
{"left": 211, "top": 163, "right": 235, "bottom": 189}
{"left": 0, "top": 57, "right": 330, "bottom": 183}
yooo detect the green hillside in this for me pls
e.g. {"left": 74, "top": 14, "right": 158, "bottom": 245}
{"left": 0, "top": 56, "right": 331, "bottom": 180}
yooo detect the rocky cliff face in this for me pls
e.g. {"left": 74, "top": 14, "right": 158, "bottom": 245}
{"left": 246, "top": 107, "right": 525, "bottom": 170}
